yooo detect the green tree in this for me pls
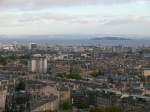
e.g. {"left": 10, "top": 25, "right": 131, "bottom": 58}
{"left": 90, "top": 107, "right": 103, "bottom": 112}
{"left": 0, "top": 56, "right": 7, "bottom": 65}
{"left": 90, "top": 69, "right": 104, "bottom": 77}
{"left": 104, "top": 106, "right": 122, "bottom": 112}
{"left": 90, "top": 106, "right": 123, "bottom": 112}
{"left": 9, "top": 53, "right": 16, "bottom": 60}
{"left": 65, "top": 73, "right": 81, "bottom": 80}
{"left": 62, "top": 102, "right": 72, "bottom": 110}
{"left": 67, "top": 64, "right": 82, "bottom": 80}
{"left": 15, "top": 81, "right": 26, "bottom": 91}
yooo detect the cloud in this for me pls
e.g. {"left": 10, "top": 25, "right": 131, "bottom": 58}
{"left": 104, "top": 16, "right": 150, "bottom": 25}
{"left": 0, "top": 13, "right": 150, "bottom": 35}
{"left": 0, "top": 0, "right": 97, "bottom": 10}
{"left": 0, "top": 0, "right": 150, "bottom": 35}
{"left": 0, "top": 12, "right": 95, "bottom": 28}
{"left": 0, "top": 0, "right": 149, "bottom": 10}
{"left": 1, "top": 10, "right": 149, "bottom": 28}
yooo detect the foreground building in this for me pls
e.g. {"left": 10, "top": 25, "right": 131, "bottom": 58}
{"left": 5, "top": 91, "right": 31, "bottom": 112}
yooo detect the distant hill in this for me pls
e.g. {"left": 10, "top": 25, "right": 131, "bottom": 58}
{"left": 91, "top": 37, "right": 131, "bottom": 40}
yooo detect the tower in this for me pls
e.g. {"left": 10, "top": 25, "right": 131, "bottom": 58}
{"left": 28, "top": 54, "right": 47, "bottom": 74}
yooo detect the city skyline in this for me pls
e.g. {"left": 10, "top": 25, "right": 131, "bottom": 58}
{"left": 0, "top": 1, "right": 150, "bottom": 112}
{"left": 0, "top": 0, "right": 150, "bottom": 37}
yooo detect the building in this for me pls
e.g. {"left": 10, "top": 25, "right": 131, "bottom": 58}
{"left": 142, "top": 67, "right": 150, "bottom": 82}
{"left": 29, "top": 43, "right": 38, "bottom": 50}
{"left": 57, "top": 84, "right": 71, "bottom": 105}
{"left": 28, "top": 54, "right": 47, "bottom": 74}
{"left": 31, "top": 96, "right": 59, "bottom": 112}
{"left": 5, "top": 91, "right": 31, "bottom": 112}
{"left": 143, "top": 68, "right": 150, "bottom": 77}
{"left": 72, "top": 89, "right": 89, "bottom": 109}
{"left": 27, "top": 80, "right": 71, "bottom": 106}
{"left": 0, "top": 89, "right": 7, "bottom": 111}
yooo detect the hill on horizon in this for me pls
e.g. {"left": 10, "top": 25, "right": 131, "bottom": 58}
{"left": 91, "top": 37, "right": 131, "bottom": 40}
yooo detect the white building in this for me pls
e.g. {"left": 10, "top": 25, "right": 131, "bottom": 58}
{"left": 28, "top": 54, "right": 47, "bottom": 74}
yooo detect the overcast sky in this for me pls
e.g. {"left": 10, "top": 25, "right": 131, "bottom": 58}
{"left": 0, "top": 0, "right": 150, "bottom": 37}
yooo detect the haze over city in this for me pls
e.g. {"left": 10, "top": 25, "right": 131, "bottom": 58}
{"left": 0, "top": 0, "right": 150, "bottom": 37}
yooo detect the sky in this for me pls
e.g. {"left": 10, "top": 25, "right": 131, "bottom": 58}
{"left": 0, "top": 0, "right": 150, "bottom": 37}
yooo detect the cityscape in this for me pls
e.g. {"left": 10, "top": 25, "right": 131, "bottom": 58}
{"left": 0, "top": 39, "right": 150, "bottom": 112}
{"left": 0, "top": 0, "right": 150, "bottom": 112}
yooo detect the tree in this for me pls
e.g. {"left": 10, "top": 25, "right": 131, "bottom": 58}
{"left": 90, "top": 69, "right": 104, "bottom": 77}
{"left": 67, "top": 64, "right": 82, "bottom": 80}
{"left": 90, "top": 107, "right": 103, "bottom": 112}
{"left": 70, "top": 64, "right": 81, "bottom": 75}
{"left": 0, "top": 54, "right": 17, "bottom": 65}
{"left": 15, "top": 81, "right": 26, "bottom": 91}
{"left": 65, "top": 73, "right": 82, "bottom": 80}
{"left": 9, "top": 53, "right": 16, "bottom": 60}
{"left": 62, "top": 101, "right": 72, "bottom": 110}
{"left": 90, "top": 106, "right": 122, "bottom": 112}
{"left": 0, "top": 56, "right": 7, "bottom": 65}
{"left": 104, "top": 106, "right": 122, "bottom": 112}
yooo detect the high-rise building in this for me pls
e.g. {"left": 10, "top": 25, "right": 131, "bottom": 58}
{"left": 29, "top": 43, "right": 37, "bottom": 50}
{"left": 28, "top": 54, "right": 47, "bottom": 74}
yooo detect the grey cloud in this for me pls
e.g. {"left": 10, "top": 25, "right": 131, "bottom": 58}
{"left": 2, "top": 12, "right": 93, "bottom": 25}
{"left": 17, "top": 14, "right": 75, "bottom": 23}
{"left": 0, "top": 0, "right": 149, "bottom": 10}
{"left": 104, "top": 16, "right": 150, "bottom": 25}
